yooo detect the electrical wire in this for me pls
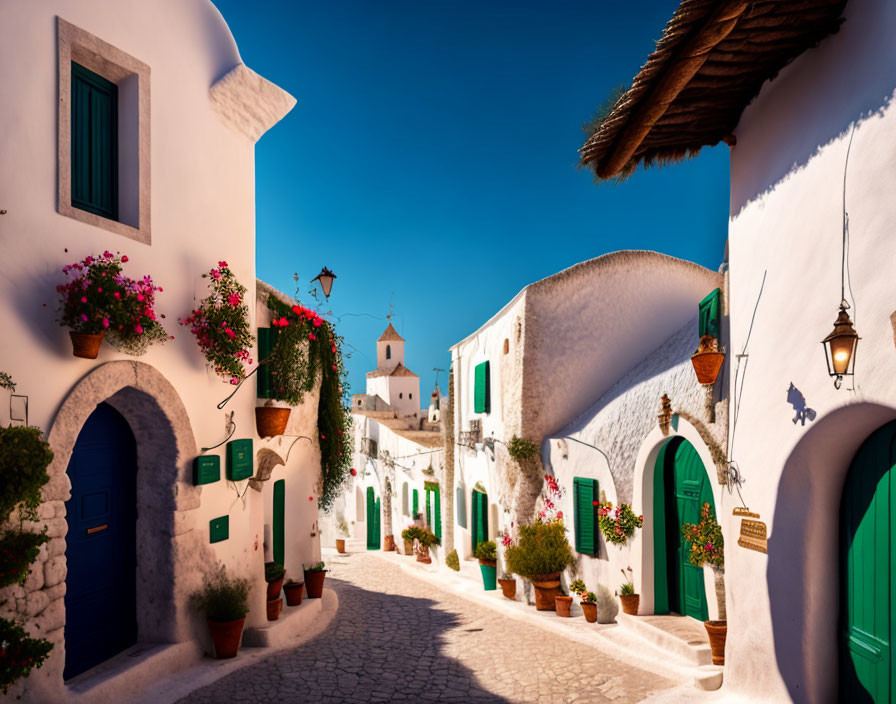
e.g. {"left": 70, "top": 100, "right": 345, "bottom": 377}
{"left": 841, "top": 123, "right": 859, "bottom": 393}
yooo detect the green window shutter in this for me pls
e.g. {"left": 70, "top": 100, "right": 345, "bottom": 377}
{"left": 474, "top": 361, "right": 491, "bottom": 414}
{"left": 698, "top": 289, "right": 722, "bottom": 340}
{"left": 573, "top": 477, "right": 598, "bottom": 555}
{"left": 71, "top": 62, "right": 118, "bottom": 220}
{"left": 434, "top": 487, "right": 441, "bottom": 541}
{"left": 257, "top": 327, "right": 277, "bottom": 398}
{"left": 273, "top": 479, "right": 285, "bottom": 566}
{"left": 426, "top": 490, "right": 432, "bottom": 527}
{"left": 413, "top": 489, "right": 419, "bottom": 515}
{"left": 456, "top": 485, "right": 467, "bottom": 528}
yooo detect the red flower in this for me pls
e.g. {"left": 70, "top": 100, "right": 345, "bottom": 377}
{"left": 121, "top": 255, "right": 129, "bottom": 262}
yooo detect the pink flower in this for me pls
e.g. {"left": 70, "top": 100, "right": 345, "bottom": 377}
{"left": 114, "top": 292, "right": 121, "bottom": 299}
{"left": 210, "top": 269, "right": 221, "bottom": 280}
{"left": 313, "top": 317, "right": 322, "bottom": 327}
{"left": 218, "top": 261, "right": 228, "bottom": 268}
{"left": 350, "top": 468, "right": 357, "bottom": 476}
{"left": 102, "top": 318, "right": 110, "bottom": 328}
{"left": 224, "top": 328, "right": 235, "bottom": 339}
{"left": 81, "top": 297, "right": 87, "bottom": 303}
{"left": 97, "top": 287, "right": 102, "bottom": 292}
{"left": 121, "top": 255, "right": 129, "bottom": 262}
{"left": 135, "top": 324, "right": 143, "bottom": 334}
{"left": 556, "top": 511, "right": 563, "bottom": 519}
{"left": 80, "top": 313, "right": 88, "bottom": 322}
{"left": 230, "top": 378, "right": 239, "bottom": 385}
{"left": 308, "top": 332, "right": 316, "bottom": 340}
{"left": 227, "top": 293, "right": 241, "bottom": 306}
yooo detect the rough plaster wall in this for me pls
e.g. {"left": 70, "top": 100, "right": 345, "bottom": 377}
{"left": 442, "top": 367, "right": 456, "bottom": 552}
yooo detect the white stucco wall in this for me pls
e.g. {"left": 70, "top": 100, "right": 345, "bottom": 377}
{"left": 723, "top": 0, "right": 896, "bottom": 700}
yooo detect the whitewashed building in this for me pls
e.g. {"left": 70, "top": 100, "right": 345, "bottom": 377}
{"left": 0, "top": 1, "right": 328, "bottom": 701}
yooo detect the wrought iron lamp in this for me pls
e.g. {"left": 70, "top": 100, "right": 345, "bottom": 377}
{"left": 311, "top": 267, "right": 336, "bottom": 298}
{"left": 822, "top": 302, "right": 859, "bottom": 389}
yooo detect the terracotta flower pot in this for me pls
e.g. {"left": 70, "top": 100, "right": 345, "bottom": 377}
{"left": 478, "top": 559, "right": 497, "bottom": 591}
{"left": 266, "top": 576, "right": 284, "bottom": 601}
{"left": 284, "top": 581, "right": 304, "bottom": 606}
{"left": 498, "top": 578, "right": 516, "bottom": 600}
{"left": 384, "top": 535, "right": 396, "bottom": 552}
{"left": 555, "top": 595, "right": 573, "bottom": 617}
{"left": 416, "top": 544, "right": 431, "bottom": 563}
{"left": 403, "top": 539, "right": 414, "bottom": 555}
{"left": 336, "top": 539, "right": 346, "bottom": 554}
{"left": 266, "top": 597, "right": 283, "bottom": 621}
{"left": 304, "top": 569, "right": 327, "bottom": 598}
{"left": 704, "top": 620, "right": 727, "bottom": 665}
{"left": 620, "top": 594, "right": 640, "bottom": 615}
{"left": 70, "top": 331, "right": 104, "bottom": 359}
{"left": 691, "top": 336, "right": 725, "bottom": 385}
{"left": 530, "top": 572, "right": 562, "bottom": 611}
{"left": 207, "top": 617, "right": 245, "bottom": 659}
{"left": 255, "top": 406, "right": 291, "bottom": 438}
{"left": 581, "top": 602, "right": 598, "bottom": 623}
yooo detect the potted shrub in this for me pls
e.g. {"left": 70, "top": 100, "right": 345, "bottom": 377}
{"left": 401, "top": 526, "right": 424, "bottom": 555}
{"left": 617, "top": 567, "right": 639, "bottom": 615}
{"left": 682, "top": 502, "right": 726, "bottom": 665}
{"left": 264, "top": 561, "right": 285, "bottom": 621}
{"left": 179, "top": 262, "right": 254, "bottom": 385}
{"left": 335, "top": 516, "right": 349, "bottom": 554}
{"left": 570, "top": 580, "right": 597, "bottom": 622}
{"left": 304, "top": 561, "right": 328, "bottom": 598}
{"left": 283, "top": 578, "right": 304, "bottom": 607}
{"left": 474, "top": 540, "right": 497, "bottom": 591}
{"left": 596, "top": 584, "right": 619, "bottom": 624}
{"left": 504, "top": 519, "right": 576, "bottom": 611}
{"left": 555, "top": 591, "right": 573, "bottom": 618}
{"left": 416, "top": 529, "right": 439, "bottom": 564}
{"left": 497, "top": 572, "right": 516, "bottom": 600}
{"left": 191, "top": 566, "right": 250, "bottom": 659}
{"left": 596, "top": 501, "right": 643, "bottom": 546}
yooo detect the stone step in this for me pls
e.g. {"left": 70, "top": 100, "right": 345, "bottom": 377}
{"left": 617, "top": 613, "right": 713, "bottom": 666}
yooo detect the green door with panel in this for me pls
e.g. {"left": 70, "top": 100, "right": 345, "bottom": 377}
{"left": 653, "top": 437, "right": 713, "bottom": 620}
{"left": 425, "top": 484, "right": 441, "bottom": 541}
{"left": 471, "top": 489, "right": 488, "bottom": 555}
{"left": 366, "top": 487, "right": 380, "bottom": 550}
{"left": 273, "top": 479, "right": 285, "bottom": 567}
{"left": 840, "top": 420, "right": 896, "bottom": 703}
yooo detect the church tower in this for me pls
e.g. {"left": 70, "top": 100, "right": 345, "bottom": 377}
{"left": 376, "top": 323, "right": 404, "bottom": 372}
{"left": 365, "top": 321, "right": 420, "bottom": 426}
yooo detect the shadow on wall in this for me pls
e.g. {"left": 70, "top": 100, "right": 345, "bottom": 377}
{"left": 768, "top": 402, "right": 896, "bottom": 704}
{"left": 732, "top": 0, "right": 896, "bottom": 216}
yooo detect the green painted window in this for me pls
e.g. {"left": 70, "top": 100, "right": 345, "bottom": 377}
{"left": 425, "top": 483, "right": 441, "bottom": 541}
{"left": 273, "top": 479, "right": 285, "bottom": 566}
{"left": 71, "top": 62, "right": 118, "bottom": 220}
{"left": 573, "top": 477, "right": 599, "bottom": 555}
{"left": 698, "top": 288, "right": 722, "bottom": 340}
{"left": 256, "top": 327, "right": 278, "bottom": 398}
{"left": 474, "top": 361, "right": 490, "bottom": 414}
{"left": 412, "top": 488, "right": 419, "bottom": 516}
{"left": 471, "top": 489, "right": 488, "bottom": 555}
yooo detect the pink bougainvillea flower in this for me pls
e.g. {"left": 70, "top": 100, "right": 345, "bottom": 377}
{"left": 308, "top": 332, "right": 316, "bottom": 340}
{"left": 80, "top": 297, "right": 87, "bottom": 303}
{"left": 218, "top": 261, "right": 228, "bottom": 268}
{"left": 313, "top": 317, "right": 322, "bottom": 327}
{"left": 230, "top": 378, "right": 239, "bottom": 385}
{"left": 121, "top": 255, "right": 128, "bottom": 262}
{"left": 135, "top": 324, "right": 143, "bottom": 334}
{"left": 556, "top": 511, "right": 563, "bottom": 519}
{"left": 331, "top": 364, "right": 338, "bottom": 371}
{"left": 308, "top": 496, "right": 314, "bottom": 501}
{"left": 102, "top": 318, "right": 110, "bottom": 328}
{"left": 80, "top": 313, "right": 88, "bottom": 322}
{"left": 350, "top": 468, "right": 357, "bottom": 476}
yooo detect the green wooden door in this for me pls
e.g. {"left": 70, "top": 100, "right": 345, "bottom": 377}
{"left": 840, "top": 421, "right": 896, "bottom": 702}
{"left": 433, "top": 487, "right": 441, "bottom": 541}
{"left": 426, "top": 489, "right": 432, "bottom": 528}
{"left": 273, "top": 479, "right": 285, "bottom": 566}
{"left": 653, "top": 437, "right": 713, "bottom": 620}
{"left": 374, "top": 498, "right": 381, "bottom": 549}
{"left": 366, "top": 487, "right": 378, "bottom": 550}
{"left": 471, "top": 490, "right": 488, "bottom": 555}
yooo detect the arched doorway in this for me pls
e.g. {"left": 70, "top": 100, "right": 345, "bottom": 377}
{"left": 653, "top": 436, "right": 714, "bottom": 620}
{"left": 839, "top": 419, "right": 896, "bottom": 703}
{"left": 63, "top": 403, "right": 137, "bottom": 680}
{"left": 366, "top": 487, "right": 380, "bottom": 550}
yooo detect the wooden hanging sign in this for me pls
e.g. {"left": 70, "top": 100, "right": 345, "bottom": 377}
{"left": 732, "top": 506, "right": 760, "bottom": 518}
{"left": 738, "top": 518, "right": 768, "bottom": 554}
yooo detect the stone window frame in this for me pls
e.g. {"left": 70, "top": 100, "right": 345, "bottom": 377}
{"left": 57, "top": 17, "right": 151, "bottom": 244}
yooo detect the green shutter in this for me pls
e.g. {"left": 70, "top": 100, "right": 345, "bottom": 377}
{"left": 273, "top": 479, "right": 285, "bottom": 566}
{"left": 474, "top": 361, "right": 490, "bottom": 414}
{"left": 471, "top": 490, "right": 488, "bottom": 555}
{"left": 426, "top": 490, "right": 432, "bottom": 527}
{"left": 433, "top": 487, "right": 441, "bottom": 541}
{"left": 573, "top": 477, "right": 598, "bottom": 555}
{"left": 698, "top": 288, "right": 722, "bottom": 340}
{"left": 366, "top": 487, "right": 377, "bottom": 549}
{"left": 456, "top": 485, "right": 467, "bottom": 528}
{"left": 413, "top": 489, "right": 419, "bottom": 516}
{"left": 71, "top": 62, "right": 118, "bottom": 220}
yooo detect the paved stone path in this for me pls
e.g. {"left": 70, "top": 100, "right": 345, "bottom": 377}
{"left": 180, "top": 553, "right": 673, "bottom": 703}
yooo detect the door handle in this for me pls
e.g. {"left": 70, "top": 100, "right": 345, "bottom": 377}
{"left": 87, "top": 524, "right": 108, "bottom": 535}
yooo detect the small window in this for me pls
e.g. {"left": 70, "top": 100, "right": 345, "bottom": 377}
{"left": 573, "top": 477, "right": 599, "bottom": 555}
{"left": 504, "top": 339, "right": 509, "bottom": 355}
{"left": 474, "top": 361, "right": 490, "bottom": 414}
{"left": 409, "top": 393, "right": 413, "bottom": 400}
{"left": 357, "top": 400, "right": 362, "bottom": 407}
{"left": 399, "top": 392, "right": 403, "bottom": 399}
{"left": 386, "top": 345, "right": 391, "bottom": 360}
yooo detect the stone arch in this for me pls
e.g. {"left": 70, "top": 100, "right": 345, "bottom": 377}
{"left": 768, "top": 402, "right": 896, "bottom": 703}
{"left": 631, "top": 417, "right": 725, "bottom": 617}
{"left": 45, "top": 361, "right": 206, "bottom": 656}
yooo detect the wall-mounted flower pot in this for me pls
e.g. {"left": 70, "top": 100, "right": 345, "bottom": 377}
{"left": 691, "top": 336, "right": 725, "bottom": 385}
{"left": 530, "top": 572, "right": 562, "bottom": 611}
{"left": 619, "top": 594, "right": 640, "bottom": 615}
{"left": 207, "top": 617, "right": 245, "bottom": 659}
{"left": 478, "top": 559, "right": 497, "bottom": 591}
{"left": 555, "top": 595, "right": 573, "bottom": 617}
{"left": 266, "top": 597, "right": 283, "bottom": 621}
{"left": 284, "top": 581, "right": 304, "bottom": 606}
{"left": 70, "top": 331, "right": 104, "bottom": 359}
{"left": 581, "top": 602, "right": 597, "bottom": 623}
{"left": 266, "top": 576, "right": 284, "bottom": 601}
{"left": 335, "top": 539, "right": 346, "bottom": 554}
{"left": 704, "top": 620, "right": 727, "bottom": 665}
{"left": 255, "top": 406, "right": 291, "bottom": 438}
{"left": 304, "top": 570, "right": 328, "bottom": 598}
{"left": 498, "top": 578, "right": 516, "bottom": 600}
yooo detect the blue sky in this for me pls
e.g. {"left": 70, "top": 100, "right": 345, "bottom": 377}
{"left": 213, "top": 0, "right": 730, "bottom": 399}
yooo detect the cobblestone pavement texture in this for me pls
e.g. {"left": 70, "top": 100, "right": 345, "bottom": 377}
{"left": 180, "top": 553, "right": 674, "bottom": 703}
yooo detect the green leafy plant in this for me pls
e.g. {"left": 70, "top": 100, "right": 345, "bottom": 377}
{"left": 0, "top": 617, "right": 53, "bottom": 694}
{"left": 401, "top": 526, "right": 425, "bottom": 542}
{"left": 191, "top": 566, "right": 250, "bottom": 622}
{"left": 0, "top": 426, "right": 53, "bottom": 523}
{"left": 596, "top": 502, "right": 643, "bottom": 546}
{"left": 0, "top": 372, "right": 15, "bottom": 392}
{"left": 583, "top": 591, "right": 597, "bottom": 605}
{"left": 445, "top": 549, "right": 460, "bottom": 571}
{"left": 507, "top": 436, "right": 539, "bottom": 462}
{"left": 419, "top": 529, "right": 440, "bottom": 548}
{"left": 473, "top": 540, "right": 496, "bottom": 562}
{"left": 569, "top": 579, "right": 586, "bottom": 595}
{"left": 0, "top": 531, "right": 50, "bottom": 588}
{"left": 264, "top": 561, "right": 285, "bottom": 583}
{"left": 617, "top": 567, "right": 635, "bottom": 596}
{"left": 682, "top": 502, "right": 724, "bottom": 569}
{"left": 304, "top": 561, "right": 327, "bottom": 573}
{"left": 179, "top": 262, "right": 254, "bottom": 384}
{"left": 504, "top": 520, "right": 576, "bottom": 579}
{"left": 285, "top": 577, "right": 303, "bottom": 585}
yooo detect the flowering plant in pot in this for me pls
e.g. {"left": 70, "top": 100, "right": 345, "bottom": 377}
{"left": 473, "top": 540, "right": 497, "bottom": 591}
{"left": 504, "top": 519, "right": 576, "bottom": 611}
{"left": 56, "top": 251, "right": 170, "bottom": 358}
{"left": 596, "top": 502, "right": 643, "bottom": 546}
{"left": 303, "top": 561, "right": 328, "bottom": 598}
{"left": 570, "top": 579, "right": 599, "bottom": 622}
{"left": 497, "top": 571, "right": 516, "bottom": 600}
{"left": 283, "top": 578, "right": 305, "bottom": 607}
{"left": 264, "top": 561, "right": 285, "bottom": 620}
{"left": 191, "top": 566, "right": 250, "bottom": 659}
{"left": 416, "top": 529, "right": 440, "bottom": 564}
{"left": 335, "top": 516, "right": 350, "bottom": 554}
{"left": 179, "top": 262, "right": 253, "bottom": 385}
{"left": 617, "top": 567, "right": 639, "bottom": 615}
{"left": 401, "top": 525, "right": 424, "bottom": 555}
{"left": 682, "top": 502, "right": 726, "bottom": 665}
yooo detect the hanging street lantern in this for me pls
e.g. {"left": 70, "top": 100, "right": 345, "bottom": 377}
{"left": 311, "top": 267, "right": 337, "bottom": 298}
{"left": 821, "top": 303, "right": 859, "bottom": 389}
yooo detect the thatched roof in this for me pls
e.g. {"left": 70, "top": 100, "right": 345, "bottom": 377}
{"left": 579, "top": 0, "right": 847, "bottom": 180}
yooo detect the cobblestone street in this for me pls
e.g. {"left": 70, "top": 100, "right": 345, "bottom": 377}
{"left": 180, "top": 553, "right": 674, "bottom": 704}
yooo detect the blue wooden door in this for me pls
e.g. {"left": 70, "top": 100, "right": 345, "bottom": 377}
{"left": 840, "top": 420, "right": 896, "bottom": 702}
{"left": 64, "top": 403, "right": 137, "bottom": 680}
